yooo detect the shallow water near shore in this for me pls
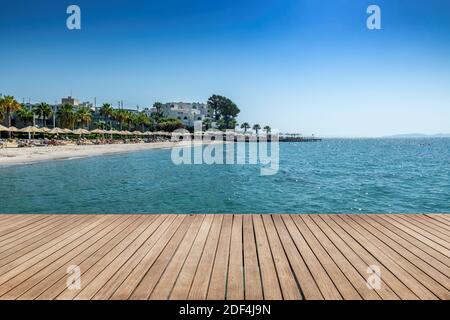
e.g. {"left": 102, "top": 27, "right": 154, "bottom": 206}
{"left": 1, "top": 138, "right": 449, "bottom": 214}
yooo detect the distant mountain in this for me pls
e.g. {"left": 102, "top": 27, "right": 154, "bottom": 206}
{"left": 383, "top": 133, "right": 450, "bottom": 138}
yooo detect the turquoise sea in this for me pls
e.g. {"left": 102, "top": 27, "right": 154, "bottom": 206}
{"left": 1, "top": 139, "right": 449, "bottom": 214}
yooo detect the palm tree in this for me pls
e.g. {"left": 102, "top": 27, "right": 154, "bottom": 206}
{"left": 136, "top": 112, "right": 150, "bottom": 132}
{"left": 153, "top": 102, "right": 163, "bottom": 116}
{"left": 76, "top": 107, "right": 92, "bottom": 129}
{"left": 240, "top": 122, "right": 250, "bottom": 133}
{"left": 113, "top": 109, "right": 128, "bottom": 130}
{"left": 0, "top": 96, "right": 21, "bottom": 137}
{"left": 263, "top": 125, "right": 271, "bottom": 135}
{"left": 99, "top": 103, "right": 113, "bottom": 129}
{"left": 17, "top": 105, "right": 34, "bottom": 126}
{"left": 57, "top": 104, "right": 75, "bottom": 129}
{"left": 33, "top": 102, "right": 53, "bottom": 128}
{"left": 252, "top": 124, "right": 261, "bottom": 135}
{"left": 127, "top": 111, "right": 136, "bottom": 130}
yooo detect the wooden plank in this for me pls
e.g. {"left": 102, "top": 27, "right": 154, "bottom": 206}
{"left": 272, "top": 215, "right": 323, "bottom": 300}
{"left": 396, "top": 215, "right": 450, "bottom": 239}
{"left": 241, "top": 214, "right": 263, "bottom": 300}
{"left": 0, "top": 216, "right": 104, "bottom": 282}
{"left": 421, "top": 215, "right": 450, "bottom": 232}
{"left": 347, "top": 215, "right": 449, "bottom": 299}
{"left": 0, "top": 215, "right": 133, "bottom": 299}
{"left": 72, "top": 215, "right": 180, "bottom": 300}
{"left": 281, "top": 215, "right": 342, "bottom": 300}
{"left": 169, "top": 215, "right": 214, "bottom": 300}
{"left": 309, "top": 215, "right": 399, "bottom": 300}
{"left": 364, "top": 215, "right": 450, "bottom": 268}
{"left": 188, "top": 215, "right": 223, "bottom": 300}
{"left": 226, "top": 215, "right": 245, "bottom": 300}
{"left": 301, "top": 215, "right": 380, "bottom": 300}
{"left": 130, "top": 215, "right": 196, "bottom": 299}
{"left": 149, "top": 215, "right": 206, "bottom": 300}
{"left": 253, "top": 214, "right": 282, "bottom": 300}
{"left": 18, "top": 215, "right": 146, "bottom": 300}
{"left": 0, "top": 216, "right": 71, "bottom": 256}
{"left": 206, "top": 215, "right": 232, "bottom": 300}
{"left": 0, "top": 215, "right": 91, "bottom": 268}
{"left": 425, "top": 214, "right": 450, "bottom": 227}
{"left": 0, "top": 215, "right": 60, "bottom": 246}
{"left": 329, "top": 215, "right": 437, "bottom": 300}
{"left": 0, "top": 214, "right": 446, "bottom": 301}
{"left": 379, "top": 215, "right": 450, "bottom": 257}
{"left": 84, "top": 215, "right": 170, "bottom": 300}
{"left": 360, "top": 215, "right": 450, "bottom": 276}
{"left": 291, "top": 215, "right": 361, "bottom": 300}
{"left": 386, "top": 215, "right": 449, "bottom": 249}
{"left": 262, "top": 215, "right": 301, "bottom": 300}
{"left": 36, "top": 215, "right": 162, "bottom": 300}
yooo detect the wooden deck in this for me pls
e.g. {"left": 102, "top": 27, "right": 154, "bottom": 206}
{"left": 0, "top": 214, "right": 448, "bottom": 300}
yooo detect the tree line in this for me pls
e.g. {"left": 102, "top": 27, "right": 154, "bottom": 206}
{"left": 1, "top": 94, "right": 271, "bottom": 135}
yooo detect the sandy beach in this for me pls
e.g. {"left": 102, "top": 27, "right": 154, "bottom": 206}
{"left": 0, "top": 141, "right": 192, "bottom": 166}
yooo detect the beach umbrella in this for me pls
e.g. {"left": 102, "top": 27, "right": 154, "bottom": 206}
{"left": 19, "top": 126, "right": 42, "bottom": 133}
{"left": 0, "top": 124, "right": 8, "bottom": 131}
{"left": 49, "top": 127, "right": 66, "bottom": 134}
{"left": 123, "top": 130, "right": 132, "bottom": 135}
{"left": 90, "top": 129, "right": 105, "bottom": 134}
{"left": 72, "top": 129, "right": 90, "bottom": 135}
{"left": 41, "top": 127, "right": 51, "bottom": 133}
{"left": 143, "top": 131, "right": 154, "bottom": 136}
{"left": 5, "top": 126, "right": 19, "bottom": 132}
{"left": 131, "top": 130, "right": 143, "bottom": 136}
{"left": 62, "top": 128, "right": 73, "bottom": 134}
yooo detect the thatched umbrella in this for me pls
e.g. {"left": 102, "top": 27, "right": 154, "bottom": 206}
{"left": 0, "top": 126, "right": 18, "bottom": 138}
{"left": 90, "top": 129, "right": 105, "bottom": 134}
{"left": 19, "top": 126, "right": 42, "bottom": 133}
{"left": 19, "top": 126, "right": 42, "bottom": 140}
{"left": 49, "top": 127, "right": 66, "bottom": 134}
{"left": 72, "top": 129, "right": 89, "bottom": 134}
{"left": 72, "top": 129, "right": 90, "bottom": 138}
{"left": 48, "top": 127, "right": 66, "bottom": 139}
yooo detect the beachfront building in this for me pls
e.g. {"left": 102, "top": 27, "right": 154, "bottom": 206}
{"left": 147, "top": 102, "right": 210, "bottom": 127}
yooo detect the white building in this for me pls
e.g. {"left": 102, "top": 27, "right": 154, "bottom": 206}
{"left": 148, "top": 102, "right": 210, "bottom": 127}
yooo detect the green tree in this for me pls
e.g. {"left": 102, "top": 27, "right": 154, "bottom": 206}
{"left": 207, "top": 95, "right": 240, "bottom": 129}
{"left": 0, "top": 96, "right": 21, "bottom": 136}
{"left": 127, "top": 111, "right": 137, "bottom": 130}
{"left": 33, "top": 102, "right": 53, "bottom": 128}
{"left": 99, "top": 103, "right": 113, "bottom": 129}
{"left": 17, "top": 105, "right": 35, "bottom": 126}
{"left": 252, "top": 124, "right": 261, "bottom": 135}
{"left": 240, "top": 122, "right": 250, "bottom": 133}
{"left": 153, "top": 102, "right": 164, "bottom": 116}
{"left": 94, "top": 120, "right": 106, "bottom": 129}
{"left": 113, "top": 109, "right": 128, "bottom": 130}
{"left": 57, "top": 104, "right": 76, "bottom": 129}
{"left": 136, "top": 112, "right": 150, "bottom": 132}
{"left": 263, "top": 125, "right": 271, "bottom": 135}
{"left": 76, "top": 107, "right": 93, "bottom": 129}
{"left": 157, "top": 118, "right": 185, "bottom": 132}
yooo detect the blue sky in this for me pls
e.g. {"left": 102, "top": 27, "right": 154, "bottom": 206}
{"left": 1, "top": 0, "right": 449, "bottom": 136}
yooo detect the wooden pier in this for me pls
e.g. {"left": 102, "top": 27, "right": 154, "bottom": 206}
{"left": 0, "top": 214, "right": 448, "bottom": 300}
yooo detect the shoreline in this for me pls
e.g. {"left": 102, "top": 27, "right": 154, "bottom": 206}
{"left": 0, "top": 141, "right": 193, "bottom": 167}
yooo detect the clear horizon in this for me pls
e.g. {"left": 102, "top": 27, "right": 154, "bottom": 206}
{"left": 1, "top": 0, "right": 449, "bottom": 137}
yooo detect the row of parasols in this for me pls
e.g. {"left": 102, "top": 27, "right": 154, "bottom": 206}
{"left": 0, "top": 125, "right": 174, "bottom": 136}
